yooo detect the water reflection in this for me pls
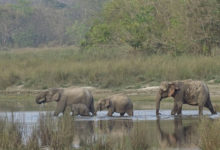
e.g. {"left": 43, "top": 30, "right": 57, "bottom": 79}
{"left": 157, "top": 117, "right": 199, "bottom": 149}
{"left": 72, "top": 117, "right": 200, "bottom": 149}
{"left": 72, "top": 121, "right": 95, "bottom": 148}
{"left": 72, "top": 119, "right": 133, "bottom": 148}
{"left": 98, "top": 119, "right": 133, "bottom": 134}
{"left": 0, "top": 111, "right": 217, "bottom": 149}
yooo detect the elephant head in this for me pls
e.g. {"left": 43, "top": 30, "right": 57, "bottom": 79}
{"left": 95, "top": 98, "right": 112, "bottom": 112}
{"left": 36, "top": 89, "right": 62, "bottom": 104}
{"left": 156, "top": 82, "right": 179, "bottom": 115}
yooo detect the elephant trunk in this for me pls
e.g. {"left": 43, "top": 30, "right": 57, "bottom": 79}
{"left": 35, "top": 96, "right": 41, "bottom": 104}
{"left": 95, "top": 104, "right": 101, "bottom": 113}
{"left": 35, "top": 95, "right": 46, "bottom": 104}
{"left": 156, "top": 92, "right": 162, "bottom": 115}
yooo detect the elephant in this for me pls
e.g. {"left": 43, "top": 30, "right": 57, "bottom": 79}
{"left": 71, "top": 104, "right": 90, "bottom": 116}
{"left": 95, "top": 94, "right": 133, "bottom": 116}
{"left": 156, "top": 80, "right": 217, "bottom": 115}
{"left": 36, "top": 88, "right": 96, "bottom": 116}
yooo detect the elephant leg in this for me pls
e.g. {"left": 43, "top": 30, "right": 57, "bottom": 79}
{"left": 107, "top": 108, "right": 114, "bottom": 116}
{"left": 127, "top": 110, "right": 133, "bottom": 116}
{"left": 176, "top": 101, "right": 183, "bottom": 115}
{"left": 198, "top": 95, "right": 205, "bottom": 115}
{"left": 54, "top": 100, "right": 66, "bottom": 116}
{"left": 71, "top": 110, "right": 75, "bottom": 116}
{"left": 107, "top": 111, "right": 113, "bottom": 116}
{"left": 177, "top": 106, "right": 182, "bottom": 115}
{"left": 171, "top": 102, "right": 178, "bottom": 115}
{"left": 85, "top": 112, "right": 90, "bottom": 116}
{"left": 107, "top": 107, "right": 114, "bottom": 116}
{"left": 82, "top": 110, "right": 90, "bottom": 116}
{"left": 90, "top": 97, "right": 96, "bottom": 116}
{"left": 120, "top": 112, "right": 125, "bottom": 116}
{"left": 198, "top": 105, "right": 203, "bottom": 115}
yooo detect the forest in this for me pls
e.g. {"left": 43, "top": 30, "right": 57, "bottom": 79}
{"left": 0, "top": 0, "right": 219, "bottom": 55}
{"left": 0, "top": 0, "right": 107, "bottom": 48}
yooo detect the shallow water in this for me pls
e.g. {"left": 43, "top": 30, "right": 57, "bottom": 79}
{"left": 0, "top": 110, "right": 219, "bottom": 123}
{"left": 0, "top": 110, "right": 219, "bottom": 149}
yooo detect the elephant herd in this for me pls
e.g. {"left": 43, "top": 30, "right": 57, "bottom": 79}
{"left": 35, "top": 79, "right": 217, "bottom": 116}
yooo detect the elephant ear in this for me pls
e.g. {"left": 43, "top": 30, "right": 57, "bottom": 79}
{"left": 46, "top": 89, "right": 61, "bottom": 102}
{"left": 52, "top": 92, "right": 61, "bottom": 102}
{"left": 160, "top": 82, "right": 168, "bottom": 91}
{"left": 168, "top": 84, "right": 179, "bottom": 97}
{"left": 105, "top": 99, "right": 112, "bottom": 108}
{"left": 45, "top": 91, "right": 53, "bottom": 102}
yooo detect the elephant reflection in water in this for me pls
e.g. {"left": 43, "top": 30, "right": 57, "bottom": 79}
{"left": 157, "top": 118, "right": 198, "bottom": 149}
{"left": 72, "top": 121, "right": 95, "bottom": 148}
{"left": 72, "top": 119, "right": 133, "bottom": 148}
{"left": 98, "top": 119, "right": 133, "bottom": 137}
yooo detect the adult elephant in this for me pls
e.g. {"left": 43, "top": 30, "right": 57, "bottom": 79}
{"left": 95, "top": 94, "right": 133, "bottom": 116}
{"left": 36, "top": 88, "right": 96, "bottom": 116}
{"left": 156, "top": 80, "right": 217, "bottom": 115}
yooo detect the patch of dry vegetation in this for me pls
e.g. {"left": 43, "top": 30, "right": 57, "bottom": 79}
{"left": 0, "top": 47, "right": 220, "bottom": 90}
{"left": 199, "top": 119, "right": 220, "bottom": 150}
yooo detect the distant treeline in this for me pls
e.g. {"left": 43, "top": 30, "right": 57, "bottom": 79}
{"left": 0, "top": 0, "right": 219, "bottom": 55}
{"left": 83, "top": 0, "right": 220, "bottom": 55}
{"left": 0, "top": 0, "right": 107, "bottom": 48}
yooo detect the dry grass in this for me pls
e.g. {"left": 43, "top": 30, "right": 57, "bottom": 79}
{"left": 199, "top": 119, "right": 220, "bottom": 150}
{"left": 0, "top": 114, "right": 24, "bottom": 149}
{"left": 0, "top": 112, "right": 75, "bottom": 150}
{"left": 0, "top": 46, "right": 220, "bottom": 90}
{"left": 1, "top": 112, "right": 220, "bottom": 149}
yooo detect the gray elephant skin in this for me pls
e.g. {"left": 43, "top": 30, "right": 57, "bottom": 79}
{"left": 156, "top": 80, "right": 217, "bottom": 115}
{"left": 71, "top": 104, "right": 90, "bottom": 116}
{"left": 96, "top": 94, "right": 133, "bottom": 116}
{"left": 36, "top": 88, "right": 95, "bottom": 116}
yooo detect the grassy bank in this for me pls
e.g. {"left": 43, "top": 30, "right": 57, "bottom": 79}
{"left": 0, "top": 46, "right": 220, "bottom": 90}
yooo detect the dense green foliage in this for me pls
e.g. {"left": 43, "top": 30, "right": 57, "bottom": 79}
{"left": 0, "top": 0, "right": 107, "bottom": 48}
{"left": 0, "top": 0, "right": 219, "bottom": 55}
{"left": 84, "top": 0, "right": 220, "bottom": 55}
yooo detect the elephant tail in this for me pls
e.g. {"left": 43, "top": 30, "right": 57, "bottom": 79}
{"left": 90, "top": 96, "right": 96, "bottom": 115}
{"left": 205, "top": 94, "right": 217, "bottom": 114}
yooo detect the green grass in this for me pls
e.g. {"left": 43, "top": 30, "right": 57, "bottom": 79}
{"left": 0, "top": 46, "right": 220, "bottom": 90}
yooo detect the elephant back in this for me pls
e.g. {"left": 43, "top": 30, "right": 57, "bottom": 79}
{"left": 65, "top": 88, "right": 93, "bottom": 107}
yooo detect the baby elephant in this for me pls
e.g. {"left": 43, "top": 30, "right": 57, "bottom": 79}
{"left": 71, "top": 104, "right": 90, "bottom": 116}
{"left": 95, "top": 94, "right": 133, "bottom": 116}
